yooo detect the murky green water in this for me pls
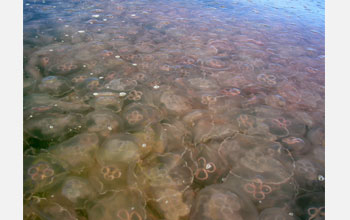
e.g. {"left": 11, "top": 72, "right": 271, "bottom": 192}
{"left": 23, "top": 0, "right": 325, "bottom": 219}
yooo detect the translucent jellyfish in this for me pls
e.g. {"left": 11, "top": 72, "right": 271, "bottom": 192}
{"left": 24, "top": 113, "right": 83, "bottom": 141}
{"left": 226, "top": 134, "right": 295, "bottom": 185}
{"left": 134, "top": 123, "right": 165, "bottom": 155}
{"left": 85, "top": 109, "right": 124, "bottom": 138}
{"left": 263, "top": 117, "right": 290, "bottom": 137}
{"left": 88, "top": 188, "right": 146, "bottom": 220}
{"left": 104, "top": 78, "right": 137, "bottom": 91}
{"left": 23, "top": 77, "right": 36, "bottom": 95}
{"left": 265, "top": 94, "right": 287, "bottom": 108}
{"left": 133, "top": 153, "right": 193, "bottom": 192}
{"left": 293, "top": 192, "right": 324, "bottom": 220}
{"left": 182, "top": 109, "right": 209, "bottom": 127}
{"left": 75, "top": 77, "right": 101, "bottom": 94}
{"left": 193, "top": 117, "right": 239, "bottom": 144}
{"left": 307, "top": 127, "right": 325, "bottom": 147}
{"left": 160, "top": 91, "right": 192, "bottom": 115}
{"left": 49, "top": 133, "right": 99, "bottom": 172}
{"left": 89, "top": 90, "right": 124, "bottom": 112}
{"left": 122, "top": 103, "right": 161, "bottom": 131}
{"left": 160, "top": 121, "right": 191, "bottom": 154}
{"left": 38, "top": 76, "right": 72, "bottom": 97}
{"left": 256, "top": 73, "right": 286, "bottom": 87}
{"left": 224, "top": 174, "right": 297, "bottom": 210}
{"left": 24, "top": 153, "right": 66, "bottom": 194}
{"left": 282, "top": 137, "right": 310, "bottom": 156}
{"left": 294, "top": 158, "right": 324, "bottom": 191}
{"left": 278, "top": 82, "right": 302, "bottom": 104}
{"left": 60, "top": 176, "right": 96, "bottom": 207}
{"left": 192, "top": 142, "right": 227, "bottom": 185}
{"left": 259, "top": 207, "right": 300, "bottom": 220}
{"left": 149, "top": 188, "right": 191, "bottom": 220}
{"left": 49, "top": 61, "right": 82, "bottom": 75}
{"left": 24, "top": 199, "right": 77, "bottom": 220}
{"left": 201, "top": 57, "right": 230, "bottom": 70}
{"left": 190, "top": 184, "right": 258, "bottom": 220}
{"left": 97, "top": 134, "right": 141, "bottom": 164}
{"left": 187, "top": 77, "right": 219, "bottom": 91}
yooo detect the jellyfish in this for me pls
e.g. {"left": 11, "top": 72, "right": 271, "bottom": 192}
{"left": 24, "top": 153, "right": 67, "bottom": 194}
{"left": 75, "top": 77, "right": 101, "bottom": 93}
{"left": 293, "top": 192, "right": 325, "bottom": 220}
{"left": 190, "top": 184, "right": 258, "bottom": 220}
{"left": 226, "top": 134, "right": 295, "bottom": 185}
{"left": 38, "top": 76, "right": 72, "bottom": 97}
{"left": 88, "top": 188, "right": 146, "bottom": 220}
{"left": 104, "top": 78, "right": 137, "bottom": 91}
{"left": 265, "top": 94, "right": 287, "bottom": 108}
{"left": 48, "top": 61, "right": 82, "bottom": 75}
{"left": 282, "top": 137, "right": 310, "bottom": 156}
{"left": 122, "top": 103, "right": 161, "bottom": 131}
{"left": 49, "top": 133, "right": 99, "bottom": 172}
{"left": 259, "top": 207, "right": 300, "bottom": 220}
{"left": 294, "top": 158, "right": 324, "bottom": 191}
{"left": 201, "top": 57, "right": 230, "bottom": 71}
{"left": 60, "top": 176, "right": 96, "bottom": 207}
{"left": 85, "top": 109, "right": 124, "bottom": 138}
{"left": 89, "top": 90, "right": 124, "bottom": 112}
{"left": 193, "top": 116, "right": 239, "bottom": 144}
{"left": 192, "top": 142, "right": 228, "bottom": 185}
{"left": 186, "top": 77, "right": 219, "bottom": 91}
{"left": 24, "top": 113, "right": 83, "bottom": 141}
{"left": 307, "top": 127, "right": 325, "bottom": 147}
{"left": 160, "top": 91, "right": 192, "bottom": 115}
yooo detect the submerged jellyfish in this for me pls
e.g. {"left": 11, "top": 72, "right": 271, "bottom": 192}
{"left": 225, "top": 134, "right": 295, "bottom": 185}
{"left": 49, "top": 61, "right": 82, "bottom": 75}
{"left": 122, "top": 103, "right": 161, "bottom": 131}
{"left": 89, "top": 90, "right": 124, "bottom": 112}
{"left": 88, "top": 188, "right": 146, "bottom": 220}
{"left": 187, "top": 77, "right": 219, "bottom": 91}
{"left": 24, "top": 153, "right": 66, "bottom": 194}
{"left": 190, "top": 184, "right": 258, "bottom": 220}
{"left": 24, "top": 113, "right": 83, "bottom": 141}
{"left": 265, "top": 94, "right": 287, "bottom": 108}
{"left": 160, "top": 91, "right": 192, "bottom": 115}
{"left": 259, "top": 207, "right": 300, "bottom": 220}
{"left": 293, "top": 192, "right": 325, "bottom": 220}
{"left": 38, "top": 76, "right": 72, "bottom": 97}
{"left": 49, "top": 133, "right": 99, "bottom": 172}
{"left": 60, "top": 176, "right": 96, "bottom": 207}
{"left": 294, "top": 158, "right": 324, "bottom": 191}
{"left": 104, "top": 78, "right": 137, "bottom": 91}
{"left": 85, "top": 109, "right": 124, "bottom": 137}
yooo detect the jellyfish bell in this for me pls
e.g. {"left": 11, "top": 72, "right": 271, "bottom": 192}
{"left": 87, "top": 188, "right": 146, "bottom": 220}
{"left": 122, "top": 103, "right": 162, "bottom": 131}
{"left": 85, "top": 109, "right": 124, "bottom": 138}
{"left": 265, "top": 94, "right": 287, "bottom": 108}
{"left": 186, "top": 77, "right": 219, "bottom": 91}
{"left": 190, "top": 184, "right": 258, "bottom": 220}
{"left": 49, "top": 133, "right": 99, "bottom": 173}
{"left": 259, "top": 207, "right": 300, "bottom": 220}
{"left": 48, "top": 61, "right": 82, "bottom": 76}
{"left": 24, "top": 112, "right": 83, "bottom": 141}
{"left": 24, "top": 153, "right": 67, "bottom": 194}
{"left": 294, "top": 158, "right": 324, "bottom": 191}
{"left": 293, "top": 192, "right": 325, "bottom": 220}
{"left": 89, "top": 90, "right": 124, "bottom": 112}
{"left": 38, "top": 75, "right": 72, "bottom": 97}
{"left": 104, "top": 78, "right": 138, "bottom": 91}
{"left": 160, "top": 90, "right": 193, "bottom": 115}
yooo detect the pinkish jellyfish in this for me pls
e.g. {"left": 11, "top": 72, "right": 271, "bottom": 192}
{"left": 160, "top": 91, "right": 192, "bottom": 115}
{"left": 85, "top": 109, "right": 124, "bottom": 137}
{"left": 38, "top": 76, "right": 72, "bottom": 97}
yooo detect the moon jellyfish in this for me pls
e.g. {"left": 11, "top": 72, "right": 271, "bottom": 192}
{"left": 24, "top": 153, "right": 66, "bottom": 194}
{"left": 60, "top": 176, "right": 96, "bottom": 208}
{"left": 224, "top": 173, "right": 297, "bottom": 210}
{"left": 38, "top": 76, "right": 72, "bottom": 97}
{"left": 88, "top": 188, "right": 146, "bottom": 220}
{"left": 49, "top": 61, "right": 82, "bottom": 75}
{"left": 307, "top": 127, "right": 325, "bottom": 147}
{"left": 259, "top": 207, "right": 300, "bottom": 220}
{"left": 104, "top": 78, "right": 137, "bottom": 91}
{"left": 49, "top": 133, "right": 99, "bottom": 172}
{"left": 225, "top": 134, "right": 295, "bottom": 185}
{"left": 294, "top": 158, "right": 324, "bottom": 191}
{"left": 186, "top": 77, "right": 219, "bottom": 91}
{"left": 265, "top": 94, "right": 287, "bottom": 108}
{"left": 159, "top": 90, "right": 192, "bottom": 114}
{"left": 160, "top": 121, "right": 191, "bottom": 154}
{"left": 134, "top": 123, "right": 165, "bottom": 155}
{"left": 192, "top": 142, "right": 227, "bottom": 185}
{"left": 193, "top": 116, "right": 239, "bottom": 144}
{"left": 293, "top": 192, "right": 324, "bottom": 220}
{"left": 97, "top": 134, "right": 141, "bottom": 164}
{"left": 282, "top": 137, "right": 310, "bottom": 156}
{"left": 263, "top": 117, "right": 291, "bottom": 137}
{"left": 190, "top": 184, "right": 258, "bottom": 220}
{"left": 24, "top": 113, "right": 83, "bottom": 141}
{"left": 75, "top": 77, "right": 101, "bottom": 94}
{"left": 122, "top": 103, "right": 162, "bottom": 131}
{"left": 85, "top": 109, "right": 124, "bottom": 137}
{"left": 89, "top": 90, "right": 124, "bottom": 112}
